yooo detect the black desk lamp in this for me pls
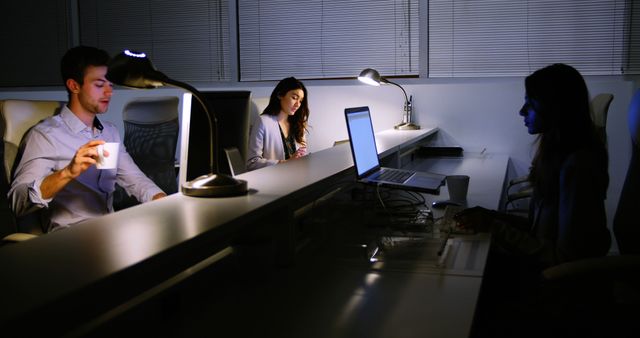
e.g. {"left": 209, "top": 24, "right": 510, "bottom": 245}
{"left": 358, "top": 68, "right": 420, "bottom": 130}
{"left": 107, "top": 50, "right": 247, "bottom": 197}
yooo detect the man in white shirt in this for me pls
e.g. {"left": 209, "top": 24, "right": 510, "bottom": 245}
{"left": 9, "top": 46, "right": 166, "bottom": 232}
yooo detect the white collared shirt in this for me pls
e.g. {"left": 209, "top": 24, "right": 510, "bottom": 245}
{"left": 9, "top": 105, "right": 163, "bottom": 231}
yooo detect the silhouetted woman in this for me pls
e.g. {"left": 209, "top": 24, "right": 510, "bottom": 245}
{"left": 457, "top": 63, "right": 611, "bottom": 269}
{"left": 247, "top": 77, "right": 310, "bottom": 171}
{"left": 456, "top": 63, "right": 611, "bottom": 338}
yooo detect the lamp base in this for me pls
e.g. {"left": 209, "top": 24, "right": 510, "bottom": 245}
{"left": 394, "top": 122, "right": 421, "bottom": 130}
{"left": 182, "top": 173, "right": 248, "bottom": 197}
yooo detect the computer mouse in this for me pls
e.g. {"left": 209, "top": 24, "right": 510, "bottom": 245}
{"left": 431, "top": 200, "right": 462, "bottom": 209}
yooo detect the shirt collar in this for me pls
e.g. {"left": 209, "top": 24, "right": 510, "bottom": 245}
{"left": 61, "top": 105, "right": 104, "bottom": 134}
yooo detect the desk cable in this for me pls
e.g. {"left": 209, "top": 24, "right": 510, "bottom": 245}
{"left": 374, "top": 183, "right": 433, "bottom": 232}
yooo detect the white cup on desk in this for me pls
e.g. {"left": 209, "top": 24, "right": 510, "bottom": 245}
{"left": 96, "top": 142, "right": 119, "bottom": 169}
{"left": 447, "top": 175, "right": 470, "bottom": 203}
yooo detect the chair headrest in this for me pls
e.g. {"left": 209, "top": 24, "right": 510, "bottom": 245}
{"left": 123, "top": 96, "right": 179, "bottom": 124}
{"left": 590, "top": 93, "right": 614, "bottom": 128}
{"left": 1, "top": 99, "right": 62, "bottom": 184}
{"left": 1, "top": 100, "right": 62, "bottom": 146}
{"left": 629, "top": 89, "right": 640, "bottom": 147}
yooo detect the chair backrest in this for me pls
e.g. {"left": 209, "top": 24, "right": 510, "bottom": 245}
{"left": 591, "top": 93, "right": 614, "bottom": 145}
{"left": 123, "top": 97, "right": 179, "bottom": 180}
{"left": 333, "top": 139, "right": 349, "bottom": 147}
{"left": 1, "top": 99, "right": 63, "bottom": 184}
{"left": 114, "top": 97, "right": 180, "bottom": 210}
{"left": 613, "top": 89, "right": 640, "bottom": 254}
{"left": 123, "top": 96, "right": 179, "bottom": 124}
{"left": 224, "top": 147, "right": 246, "bottom": 176}
{"left": 0, "top": 99, "right": 61, "bottom": 237}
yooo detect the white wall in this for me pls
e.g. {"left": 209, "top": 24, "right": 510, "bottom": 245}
{"left": 2, "top": 75, "right": 638, "bottom": 246}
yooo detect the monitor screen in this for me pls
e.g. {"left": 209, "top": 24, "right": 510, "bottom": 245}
{"left": 178, "top": 91, "right": 251, "bottom": 186}
{"left": 345, "top": 107, "right": 380, "bottom": 177}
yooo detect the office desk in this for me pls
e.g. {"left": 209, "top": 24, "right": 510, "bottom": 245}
{"left": 175, "top": 152, "right": 509, "bottom": 338}
{"left": 0, "top": 127, "right": 446, "bottom": 336}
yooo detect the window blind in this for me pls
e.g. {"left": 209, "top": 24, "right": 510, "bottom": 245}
{"left": 79, "top": 0, "right": 231, "bottom": 83}
{"left": 428, "top": 0, "right": 631, "bottom": 77}
{"left": 626, "top": 0, "right": 640, "bottom": 74}
{"left": 0, "top": 0, "right": 69, "bottom": 87}
{"left": 238, "top": 0, "right": 419, "bottom": 81}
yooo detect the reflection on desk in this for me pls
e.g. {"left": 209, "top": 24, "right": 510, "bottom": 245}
{"left": 166, "top": 182, "right": 500, "bottom": 338}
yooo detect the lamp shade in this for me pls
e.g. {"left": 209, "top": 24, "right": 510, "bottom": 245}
{"left": 106, "top": 50, "right": 169, "bottom": 89}
{"left": 356, "top": 67, "right": 420, "bottom": 130}
{"left": 358, "top": 68, "right": 385, "bottom": 86}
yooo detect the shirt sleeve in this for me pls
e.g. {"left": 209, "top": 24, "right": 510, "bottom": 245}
{"left": 247, "top": 117, "right": 279, "bottom": 171}
{"left": 115, "top": 147, "right": 164, "bottom": 203}
{"left": 8, "top": 129, "right": 56, "bottom": 216}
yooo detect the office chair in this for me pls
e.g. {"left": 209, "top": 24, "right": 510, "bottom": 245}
{"left": 505, "top": 93, "right": 614, "bottom": 214}
{"left": 224, "top": 147, "right": 247, "bottom": 176}
{"left": 333, "top": 139, "right": 349, "bottom": 147}
{"left": 504, "top": 175, "right": 532, "bottom": 216}
{"left": 590, "top": 93, "right": 614, "bottom": 147}
{"left": 538, "top": 89, "right": 640, "bottom": 337}
{"left": 0, "top": 99, "right": 63, "bottom": 243}
{"left": 113, "top": 96, "right": 180, "bottom": 210}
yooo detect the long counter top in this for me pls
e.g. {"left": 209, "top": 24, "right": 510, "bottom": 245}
{"left": 0, "top": 127, "right": 438, "bottom": 335}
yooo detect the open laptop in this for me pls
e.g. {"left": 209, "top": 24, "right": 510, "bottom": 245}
{"left": 344, "top": 106, "right": 445, "bottom": 194}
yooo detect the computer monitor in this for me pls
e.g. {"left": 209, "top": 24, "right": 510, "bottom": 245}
{"left": 178, "top": 90, "right": 251, "bottom": 186}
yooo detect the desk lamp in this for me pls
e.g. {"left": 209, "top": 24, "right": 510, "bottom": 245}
{"left": 358, "top": 68, "right": 420, "bottom": 130}
{"left": 107, "top": 50, "right": 247, "bottom": 197}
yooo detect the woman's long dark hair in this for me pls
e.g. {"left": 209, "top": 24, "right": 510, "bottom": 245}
{"left": 525, "top": 63, "right": 606, "bottom": 200}
{"left": 262, "top": 77, "right": 309, "bottom": 145}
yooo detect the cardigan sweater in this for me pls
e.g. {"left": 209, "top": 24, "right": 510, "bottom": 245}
{"left": 247, "top": 114, "right": 306, "bottom": 171}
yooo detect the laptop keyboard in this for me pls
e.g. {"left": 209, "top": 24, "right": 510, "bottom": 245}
{"left": 378, "top": 169, "right": 413, "bottom": 183}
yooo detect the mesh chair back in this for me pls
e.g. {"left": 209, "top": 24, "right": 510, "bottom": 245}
{"left": 114, "top": 97, "right": 179, "bottom": 210}
{"left": 124, "top": 118, "right": 179, "bottom": 194}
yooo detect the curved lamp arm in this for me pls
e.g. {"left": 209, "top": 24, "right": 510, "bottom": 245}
{"left": 106, "top": 50, "right": 246, "bottom": 197}
{"left": 381, "top": 78, "right": 409, "bottom": 106}
{"left": 357, "top": 68, "right": 418, "bottom": 130}
{"left": 163, "top": 78, "right": 216, "bottom": 174}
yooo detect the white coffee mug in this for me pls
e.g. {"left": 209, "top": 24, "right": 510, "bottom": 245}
{"left": 447, "top": 175, "right": 470, "bottom": 202}
{"left": 96, "top": 142, "right": 120, "bottom": 169}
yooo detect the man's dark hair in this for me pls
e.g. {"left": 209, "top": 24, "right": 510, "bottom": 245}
{"left": 60, "top": 46, "right": 110, "bottom": 99}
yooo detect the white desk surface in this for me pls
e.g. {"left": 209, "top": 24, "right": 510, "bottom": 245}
{"left": 408, "top": 151, "right": 509, "bottom": 211}
{"left": 176, "top": 151, "right": 509, "bottom": 338}
{"left": 0, "top": 127, "right": 440, "bottom": 330}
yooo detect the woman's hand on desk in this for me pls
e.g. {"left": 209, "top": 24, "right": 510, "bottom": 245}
{"left": 453, "top": 206, "right": 495, "bottom": 232}
{"left": 279, "top": 147, "right": 308, "bottom": 163}
{"left": 293, "top": 146, "right": 307, "bottom": 158}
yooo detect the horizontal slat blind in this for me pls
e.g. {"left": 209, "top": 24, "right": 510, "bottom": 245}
{"left": 0, "top": 0, "right": 69, "bottom": 87}
{"left": 238, "top": 0, "right": 419, "bottom": 81}
{"left": 79, "top": 0, "right": 231, "bottom": 83}
{"left": 626, "top": 0, "right": 640, "bottom": 74}
{"left": 429, "top": 0, "right": 630, "bottom": 77}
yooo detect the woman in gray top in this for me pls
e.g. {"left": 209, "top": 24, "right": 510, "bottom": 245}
{"left": 247, "top": 77, "right": 310, "bottom": 171}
